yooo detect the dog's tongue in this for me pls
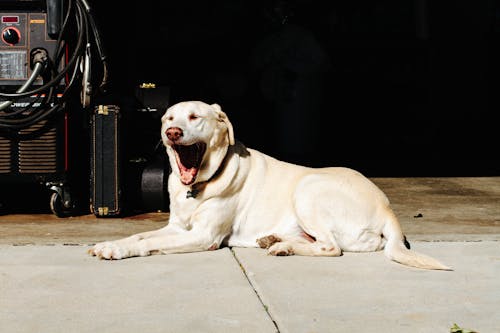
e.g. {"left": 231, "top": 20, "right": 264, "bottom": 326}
{"left": 180, "top": 167, "right": 197, "bottom": 185}
{"left": 173, "top": 143, "right": 206, "bottom": 186}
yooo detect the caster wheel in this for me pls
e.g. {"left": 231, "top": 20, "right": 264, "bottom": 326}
{"left": 49, "top": 192, "right": 72, "bottom": 218}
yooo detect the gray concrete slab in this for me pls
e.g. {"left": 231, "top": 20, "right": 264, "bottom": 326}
{"left": 1, "top": 177, "right": 499, "bottom": 332}
{"left": 234, "top": 241, "right": 500, "bottom": 333}
{"left": 0, "top": 246, "right": 277, "bottom": 333}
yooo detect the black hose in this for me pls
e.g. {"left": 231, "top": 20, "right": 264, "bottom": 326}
{"left": 0, "top": 62, "right": 45, "bottom": 111}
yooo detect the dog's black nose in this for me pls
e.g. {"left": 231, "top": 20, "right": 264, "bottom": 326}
{"left": 166, "top": 127, "right": 183, "bottom": 141}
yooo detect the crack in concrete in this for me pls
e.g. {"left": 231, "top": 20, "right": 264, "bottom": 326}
{"left": 230, "top": 247, "right": 280, "bottom": 333}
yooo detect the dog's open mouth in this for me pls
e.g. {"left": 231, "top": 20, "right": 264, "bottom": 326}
{"left": 172, "top": 143, "right": 207, "bottom": 185}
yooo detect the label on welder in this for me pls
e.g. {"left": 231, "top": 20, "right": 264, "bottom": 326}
{"left": 0, "top": 50, "right": 27, "bottom": 80}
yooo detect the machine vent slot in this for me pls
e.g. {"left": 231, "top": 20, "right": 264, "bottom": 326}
{"left": 0, "top": 137, "right": 12, "bottom": 173}
{"left": 18, "top": 121, "right": 58, "bottom": 173}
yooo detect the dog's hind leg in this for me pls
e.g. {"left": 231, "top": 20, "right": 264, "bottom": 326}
{"left": 257, "top": 233, "right": 342, "bottom": 257}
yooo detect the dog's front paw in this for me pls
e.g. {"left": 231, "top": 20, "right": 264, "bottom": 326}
{"left": 88, "top": 241, "right": 130, "bottom": 260}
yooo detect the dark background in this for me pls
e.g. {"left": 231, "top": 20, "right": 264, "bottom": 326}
{"left": 94, "top": 0, "right": 499, "bottom": 177}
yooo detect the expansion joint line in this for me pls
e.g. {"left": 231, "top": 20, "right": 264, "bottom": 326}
{"left": 230, "top": 248, "right": 280, "bottom": 333}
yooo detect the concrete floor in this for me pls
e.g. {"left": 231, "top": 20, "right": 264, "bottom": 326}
{"left": 1, "top": 177, "right": 499, "bottom": 332}
{"left": 1, "top": 177, "right": 499, "bottom": 244}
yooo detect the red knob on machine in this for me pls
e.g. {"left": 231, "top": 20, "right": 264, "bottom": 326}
{"left": 1, "top": 27, "right": 20, "bottom": 45}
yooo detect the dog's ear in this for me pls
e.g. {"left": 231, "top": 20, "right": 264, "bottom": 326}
{"left": 212, "top": 103, "right": 235, "bottom": 145}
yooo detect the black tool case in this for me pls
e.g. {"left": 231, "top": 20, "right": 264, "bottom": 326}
{"left": 90, "top": 104, "right": 121, "bottom": 217}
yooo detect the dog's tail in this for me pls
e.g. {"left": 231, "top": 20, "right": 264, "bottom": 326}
{"left": 382, "top": 210, "right": 452, "bottom": 271}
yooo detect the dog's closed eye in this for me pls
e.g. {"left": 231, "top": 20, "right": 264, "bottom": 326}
{"left": 189, "top": 114, "right": 199, "bottom": 121}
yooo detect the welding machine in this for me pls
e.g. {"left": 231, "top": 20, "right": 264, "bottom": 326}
{"left": 0, "top": 0, "right": 108, "bottom": 216}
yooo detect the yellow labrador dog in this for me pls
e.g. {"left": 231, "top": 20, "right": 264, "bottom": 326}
{"left": 89, "top": 101, "right": 450, "bottom": 270}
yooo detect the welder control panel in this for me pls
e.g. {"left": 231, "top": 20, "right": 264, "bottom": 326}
{"left": 0, "top": 12, "right": 57, "bottom": 86}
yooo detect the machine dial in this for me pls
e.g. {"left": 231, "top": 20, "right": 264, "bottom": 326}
{"left": 2, "top": 27, "right": 20, "bottom": 45}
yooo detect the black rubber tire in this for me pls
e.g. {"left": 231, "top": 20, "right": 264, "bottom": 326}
{"left": 49, "top": 192, "right": 72, "bottom": 218}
